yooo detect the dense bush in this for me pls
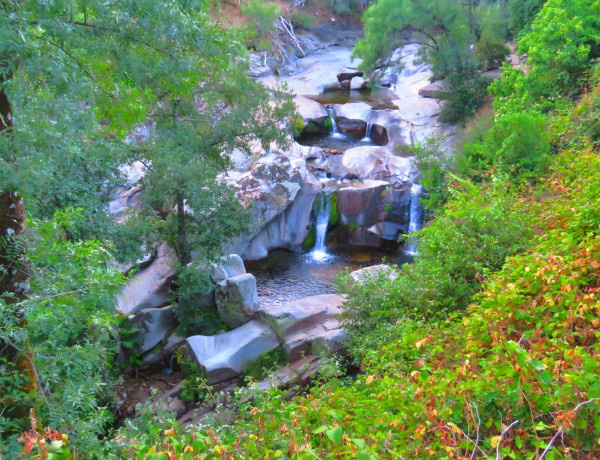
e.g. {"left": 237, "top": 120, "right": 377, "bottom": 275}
{"left": 439, "top": 71, "right": 490, "bottom": 123}
{"left": 459, "top": 109, "right": 552, "bottom": 180}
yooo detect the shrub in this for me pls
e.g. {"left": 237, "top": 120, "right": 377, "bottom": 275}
{"left": 243, "top": 347, "right": 286, "bottom": 382}
{"left": 174, "top": 263, "right": 225, "bottom": 336}
{"left": 289, "top": 10, "right": 315, "bottom": 29}
{"left": 439, "top": 70, "right": 489, "bottom": 123}
{"left": 461, "top": 109, "right": 551, "bottom": 180}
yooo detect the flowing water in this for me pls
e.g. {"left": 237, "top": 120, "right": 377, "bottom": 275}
{"left": 406, "top": 183, "right": 424, "bottom": 255}
{"left": 309, "top": 193, "right": 332, "bottom": 262}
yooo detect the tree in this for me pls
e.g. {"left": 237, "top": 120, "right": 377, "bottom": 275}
{"left": 0, "top": 0, "right": 294, "bottom": 449}
{"left": 353, "top": 0, "right": 509, "bottom": 121}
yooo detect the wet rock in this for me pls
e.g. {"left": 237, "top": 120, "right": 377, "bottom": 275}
{"left": 256, "top": 294, "right": 346, "bottom": 362}
{"left": 336, "top": 118, "right": 366, "bottom": 138}
{"left": 337, "top": 70, "right": 363, "bottom": 84}
{"left": 116, "top": 243, "right": 177, "bottom": 315}
{"left": 327, "top": 146, "right": 417, "bottom": 187}
{"left": 337, "top": 180, "right": 389, "bottom": 228}
{"left": 130, "top": 305, "right": 178, "bottom": 354}
{"left": 225, "top": 152, "right": 308, "bottom": 257}
{"left": 186, "top": 320, "right": 280, "bottom": 385}
{"left": 332, "top": 102, "right": 371, "bottom": 122}
{"left": 215, "top": 273, "right": 260, "bottom": 328}
{"left": 211, "top": 254, "right": 246, "bottom": 284}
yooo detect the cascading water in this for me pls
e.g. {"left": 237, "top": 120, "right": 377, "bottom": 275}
{"left": 361, "top": 122, "right": 373, "bottom": 142}
{"left": 406, "top": 183, "right": 424, "bottom": 255}
{"left": 309, "top": 193, "right": 332, "bottom": 262}
{"left": 326, "top": 106, "right": 344, "bottom": 139}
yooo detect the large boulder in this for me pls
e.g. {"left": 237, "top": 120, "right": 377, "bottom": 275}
{"left": 186, "top": 320, "right": 280, "bottom": 385}
{"left": 349, "top": 264, "right": 398, "bottom": 285}
{"left": 215, "top": 273, "right": 260, "bottom": 328}
{"left": 116, "top": 243, "right": 177, "bottom": 315}
{"left": 242, "top": 172, "right": 323, "bottom": 260}
{"left": 332, "top": 102, "right": 371, "bottom": 122}
{"left": 211, "top": 254, "right": 246, "bottom": 284}
{"left": 295, "top": 96, "right": 328, "bottom": 121}
{"left": 226, "top": 152, "right": 308, "bottom": 257}
{"left": 350, "top": 76, "right": 367, "bottom": 90}
{"left": 327, "top": 146, "right": 417, "bottom": 187}
{"left": 337, "top": 180, "right": 389, "bottom": 228}
{"left": 130, "top": 306, "right": 178, "bottom": 354}
{"left": 256, "top": 294, "right": 346, "bottom": 362}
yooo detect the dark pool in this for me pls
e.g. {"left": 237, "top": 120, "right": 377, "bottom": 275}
{"left": 304, "top": 87, "right": 399, "bottom": 110}
{"left": 246, "top": 245, "right": 412, "bottom": 309}
{"left": 295, "top": 132, "right": 376, "bottom": 150}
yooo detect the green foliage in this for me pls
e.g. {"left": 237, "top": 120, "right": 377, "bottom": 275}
{"left": 412, "top": 136, "right": 452, "bottom": 209}
{"left": 303, "top": 225, "right": 316, "bottom": 251}
{"left": 507, "top": 0, "right": 546, "bottom": 36}
{"left": 439, "top": 70, "right": 490, "bottom": 122}
{"left": 288, "top": 10, "right": 316, "bottom": 29}
{"left": 474, "top": 28, "right": 510, "bottom": 71}
{"left": 243, "top": 347, "right": 286, "bottom": 382}
{"left": 241, "top": 0, "right": 281, "bottom": 50}
{"left": 174, "top": 263, "right": 225, "bottom": 336}
{"left": 329, "top": 193, "right": 339, "bottom": 227}
{"left": 176, "top": 350, "right": 210, "bottom": 405}
{"left": 1, "top": 209, "right": 125, "bottom": 453}
{"left": 339, "top": 177, "right": 534, "bottom": 357}
{"left": 460, "top": 109, "right": 551, "bottom": 180}
{"left": 492, "top": 0, "right": 600, "bottom": 113}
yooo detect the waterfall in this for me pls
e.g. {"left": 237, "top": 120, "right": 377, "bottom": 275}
{"left": 361, "top": 122, "right": 373, "bottom": 142}
{"left": 406, "top": 183, "right": 424, "bottom": 255}
{"left": 309, "top": 193, "right": 332, "bottom": 262}
{"left": 326, "top": 107, "right": 344, "bottom": 139}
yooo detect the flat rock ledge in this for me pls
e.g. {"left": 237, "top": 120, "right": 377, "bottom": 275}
{"left": 256, "top": 294, "right": 347, "bottom": 362}
{"left": 186, "top": 320, "right": 280, "bottom": 385}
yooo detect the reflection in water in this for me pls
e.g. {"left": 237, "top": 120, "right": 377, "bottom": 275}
{"left": 305, "top": 87, "right": 399, "bottom": 110}
{"left": 246, "top": 246, "right": 412, "bottom": 309}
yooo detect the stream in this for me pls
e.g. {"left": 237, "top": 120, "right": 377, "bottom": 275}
{"left": 247, "top": 246, "right": 413, "bottom": 309}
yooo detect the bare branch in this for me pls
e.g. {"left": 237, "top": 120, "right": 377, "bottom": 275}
{"left": 496, "top": 420, "right": 519, "bottom": 460}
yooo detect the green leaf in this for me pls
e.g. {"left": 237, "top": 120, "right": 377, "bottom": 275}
{"left": 326, "top": 427, "right": 343, "bottom": 444}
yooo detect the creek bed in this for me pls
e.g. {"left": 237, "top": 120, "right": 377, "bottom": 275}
{"left": 246, "top": 245, "right": 412, "bottom": 309}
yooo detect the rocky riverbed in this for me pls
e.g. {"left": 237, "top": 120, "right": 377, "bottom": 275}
{"left": 108, "top": 24, "right": 458, "bottom": 424}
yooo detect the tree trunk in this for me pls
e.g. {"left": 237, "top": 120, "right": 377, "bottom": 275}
{"left": 176, "top": 191, "right": 190, "bottom": 266}
{"left": 0, "top": 71, "right": 36, "bottom": 401}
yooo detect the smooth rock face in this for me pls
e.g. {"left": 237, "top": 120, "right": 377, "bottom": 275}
{"left": 226, "top": 152, "right": 308, "bottom": 257}
{"left": 130, "top": 305, "right": 178, "bottom": 354}
{"left": 256, "top": 294, "right": 346, "bottom": 362}
{"left": 337, "top": 180, "right": 389, "bottom": 228}
{"left": 242, "top": 172, "right": 323, "bottom": 260}
{"left": 116, "top": 243, "right": 177, "bottom": 315}
{"left": 186, "top": 320, "right": 280, "bottom": 384}
{"left": 211, "top": 254, "right": 246, "bottom": 284}
{"left": 215, "top": 273, "right": 260, "bottom": 328}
